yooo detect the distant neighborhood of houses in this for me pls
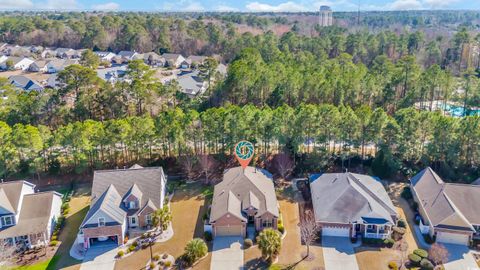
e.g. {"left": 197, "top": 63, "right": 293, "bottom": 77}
{"left": 0, "top": 43, "right": 227, "bottom": 97}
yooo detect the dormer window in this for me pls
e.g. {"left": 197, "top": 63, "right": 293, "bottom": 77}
{"left": 98, "top": 217, "right": 105, "bottom": 227}
{"left": 129, "top": 200, "right": 138, "bottom": 209}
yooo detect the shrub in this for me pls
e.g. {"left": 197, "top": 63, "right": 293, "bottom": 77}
{"left": 204, "top": 231, "right": 212, "bottom": 242}
{"left": 128, "top": 245, "right": 136, "bottom": 252}
{"left": 384, "top": 238, "right": 395, "bottom": 248}
{"left": 397, "top": 219, "right": 407, "bottom": 228}
{"left": 244, "top": 239, "right": 253, "bottom": 248}
{"left": 184, "top": 238, "right": 208, "bottom": 265}
{"left": 63, "top": 208, "right": 70, "bottom": 215}
{"left": 132, "top": 241, "right": 138, "bottom": 247}
{"left": 420, "top": 258, "right": 434, "bottom": 270}
{"left": 423, "top": 234, "right": 436, "bottom": 244}
{"left": 408, "top": 253, "right": 422, "bottom": 265}
{"left": 49, "top": 240, "right": 58, "bottom": 247}
{"left": 388, "top": 261, "right": 398, "bottom": 270}
{"left": 153, "top": 254, "right": 160, "bottom": 261}
{"left": 414, "top": 249, "right": 429, "bottom": 258}
{"left": 117, "top": 250, "right": 124, "bottom": 257}
{"left": 268, "top": 265, "right": 282, "bottom": 270}
{"left": 362, "top": 238, "right": 385, "bottom": 246}
{"left": 278, "top": 224, "right": 285, "bottom": 234}
{"left": 411, "top": 201, "right": 419, "bottom": 211}
{"left": 149, "top": 262, "right": 155, "bottom": 269}
{"left": 50, "top": 235, "right": 57, "bottom": 241}
{"left": 401, "top": 186, "right": 413, "bottom": 200}
{"left": 164, "top": 261, "right": 171, "bottom": 267}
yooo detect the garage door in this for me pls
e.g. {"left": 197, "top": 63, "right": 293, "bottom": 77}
{"left": 216, "top": 225, "right": 243, "bottom": 236}
{"left": 436, "top": 231, "right": 469, "bottom": 245}
{"left": 322, "top": 226, "right": 350, "bottom": 237}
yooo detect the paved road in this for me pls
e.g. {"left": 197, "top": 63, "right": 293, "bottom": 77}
{"left": 443, "top": 244, "right": 480, "bottom": 270}
{"left": 211, "top": 236, "right": 243, "bottom": 270}
{"left": 80, "top": 243, "right": 117, "bottom": 270}
{"left": 322, "top": 236, "right": 359, "bottom": 270}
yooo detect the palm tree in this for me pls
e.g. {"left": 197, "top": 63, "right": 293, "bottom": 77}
{"left": 257, "top": 228, "right": 282, "bottom": 263}
{"left": 184, "top": 238, "right": 208, "bottom": 265}
{"left": 152, "top": 205, "right": 172, "bottom": 232}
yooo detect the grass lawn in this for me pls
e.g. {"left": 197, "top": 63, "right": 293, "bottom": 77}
{"left": 355, "top": 247, "right": 402, "bottom": 270}
{"left": 47, "top": 186, "right": 91, "bottom": 270}
{"left": 115, "top": 181, "right": 210, "bottom": 270}
{"left": 9, "top": 256, "right": 58, "bottom": 270}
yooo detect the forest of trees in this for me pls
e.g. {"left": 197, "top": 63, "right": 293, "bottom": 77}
{"left": 0, "top": 11, "right": 479, "bottom": 181}
{"left": 0, "top": 104, "right": 478, "bottom": 182}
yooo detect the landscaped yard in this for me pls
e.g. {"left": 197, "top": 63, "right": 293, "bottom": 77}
{"left": 114, "top": 181, "right": 211, "bottom": 270}
{"left": 355, "top": 247, "right": 401, "bottom": 270}
{"left": 244, "top": 187, "right": 325, "bottom": 270}
{"left": 48, "top": 185, "right": 91, "bottom": 270}
{"left": 7, "top": 185, "right": 90, "bottom": 270}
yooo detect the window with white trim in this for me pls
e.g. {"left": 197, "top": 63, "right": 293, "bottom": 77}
{"left": 262, "top": 219, "right": 272, "bottom": 228}
{"left": 146, "top": 214, "right": 152, "bottom": 225}
{"left": 367, "top": 224, "right": 375, "bottom": 230}
{"left": 1, "top": 215, "right": 14, "bottom": 226}
{"left": 98, "top": 217, "right": 105, "bottom": 227}
{"left": 130, "top": 216, "right": 137, "bottom": 225}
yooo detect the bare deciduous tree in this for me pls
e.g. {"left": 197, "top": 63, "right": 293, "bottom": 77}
{"left": 273, "top": 153, "right": 294, "bottom": 180}
{"left": 300, "top": 210, "right": 319, "bottom": 259}
{"left": 198, "top": 155, "right": 216, "bottom": 185}
{"left": 179, "top": 153, "right": 197, "bottom": 181}
{"left": 429, "top": 243, "right": 449, "bottom": 266}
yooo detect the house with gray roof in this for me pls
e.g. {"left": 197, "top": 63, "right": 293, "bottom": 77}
{"left": 176, "top": 70, "right": 207, "bottom": 97}
{"left": 209, "top": 166, "right": 279, "bottom": 238}
{"left": 162, "top": 53, "right": 187, "bottom": 68}
{"left": 410, "top": 167, "right": 480, "bottom": 245}
{"left": 310, "top": 172, "right": 398, "bottom": 239}
{"left": 0, "top": 56, "right": 34, "bottom": 71}
{"left": 0, "top": 181, "right": 62, "bottom": 249}
{"left": 77, "top": 165, "right": 167, "bottom": 249}
{"left": 9, "top": 75, "right": 44, "bottom": 92}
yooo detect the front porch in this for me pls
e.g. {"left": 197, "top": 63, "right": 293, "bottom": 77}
{"left": 353, "top": 223, "right": 392, "bottom": 239}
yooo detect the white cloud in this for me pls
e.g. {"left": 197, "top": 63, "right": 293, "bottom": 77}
{"left": 92, "top": 2, "right": 119, "bottom": 10}
{"left": 215, "top": 4, "right": 238, "bottom": 11}
{"left": 246, "top": 1, "right": 308, "bottom": 12}
{"left": 388, "top": 0, "right": 423, "bottom": 10}
{"left": 0, "top": 0, "right": 34, "bottom": 9}
{"left": 183, "top": 1, "right": 205, "bottom": 11}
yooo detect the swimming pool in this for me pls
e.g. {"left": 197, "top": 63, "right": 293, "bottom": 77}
{"left": 442, "top": 104, "right": 480, "bottom": 117}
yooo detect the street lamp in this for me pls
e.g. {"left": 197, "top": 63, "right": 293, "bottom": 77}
{"left": 148, "top": 237, "right": 154, "bottom": 262}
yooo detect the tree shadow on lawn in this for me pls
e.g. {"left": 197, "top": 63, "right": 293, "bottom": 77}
{"left": 47, "top": 206, "right": 89, "bottom": 270}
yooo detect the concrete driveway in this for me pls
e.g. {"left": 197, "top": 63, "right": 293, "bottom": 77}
{"left": 80, "top": 242, "right": 117, "bottom": 270}
{"left": 211, "top": 236, "right": 243, "bottom": 270}
{"left": 443, "top": 244, "right": 480, "bottom": 270}
{"left": 322, "top": 236, "right": 359, "bottom": 270}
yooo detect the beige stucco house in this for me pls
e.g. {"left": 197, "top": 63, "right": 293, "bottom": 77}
{"left": 410, "top": 167, "right": 480, "bottom": 245}
{"left": 310, "top": 172, "right": 398, "bottom": 239}
{"left": 209, "top": 166, "right": 279, "bottom": 238}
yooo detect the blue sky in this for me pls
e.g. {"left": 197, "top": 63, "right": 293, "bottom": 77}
{"left": 0, "top": 0, "right": 478, "bottom": 12}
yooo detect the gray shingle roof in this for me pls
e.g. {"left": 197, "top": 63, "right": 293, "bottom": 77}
{"left": 0, "top": 181, "right": 34, "bottom": 214}
{"left": 82, "top": 166, "right": 166, "bottom": 227}
{"left": 411, "top": 167, "right": 480, "bottom": 231}
{"left": 310, "top": 173, "right": 397, "bottom": 225}
{"left": 210, "top": 166, "right": 278, "bottom": 223}
{"left": 0, "top": 191, "right": 60, "bottom": 238}
{"left": 82, "top": 184, "right": 126, "bottom": 227}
